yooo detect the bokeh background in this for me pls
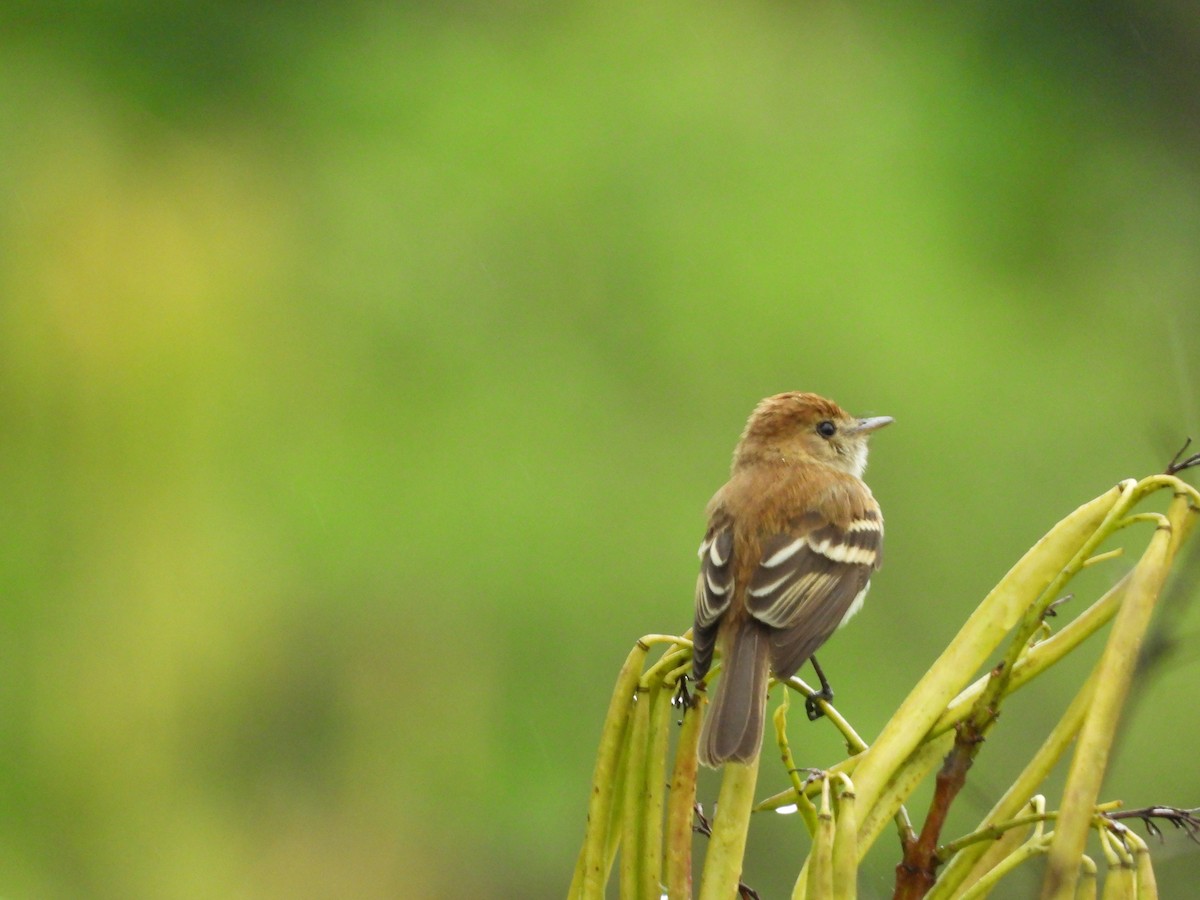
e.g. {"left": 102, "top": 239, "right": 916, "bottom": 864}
{"left": 2, "top": 2, "right": 1200, "bottom": 897}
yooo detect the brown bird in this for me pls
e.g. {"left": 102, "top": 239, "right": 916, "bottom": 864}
{"left": 693, "top": 392, "right": 891, "bottom": 767}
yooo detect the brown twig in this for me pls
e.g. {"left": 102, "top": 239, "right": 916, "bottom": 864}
{"left": 892, "top": 664, "right": 1003, "bottom": 899}
{"left": 1106, "top": 805, "right": 1200, "bottom": 844}
{"left": 1166, "top": 437, "right": 1200, "bottom": 475}
{"left": 891, "top": 574, "right": 1085, "bottom": 899}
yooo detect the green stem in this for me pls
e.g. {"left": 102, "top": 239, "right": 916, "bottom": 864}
{"left": 641, "top": 682, "right": 673, "bottom": 899}
{"left": 939, "top": 809, "right": 1057, "bottom": 857}
{"left": 851, "top": 483, "right": 1131, "bottom": 826}
{"left": 1128, "top": 831, "right": 1159, "bottom": 900}
{"left": 640, "top": 636, "right": 694, "bottom": 686}
{"left": 1076, "top": 855, "right": 1098, "bottom": 900}
{"left": 931, "top": 573, "right": 1129, "bottom": 738}
{"left": 1041, "top": 524, "right": 1173, "bottom": 898}
{"left": 958, "top": 830, "right": 1053, "bottom": 900}
{"left": 571, "top": 642, "right": 648, "bottom": 899}
{"left": 831, "top": 775, "right": 858, "bottom": 900}
{"left": 1097, "top": 825, "right": 1135, "bottom": 898}
{"left": 756, "top": 753, "right": 863, "bottom": 813}
{"left": 698, "top": 760, "right": 760, "bottom": 900}
{"left": 773, "top": 693, "right": 819, "bottom": 835}
{"left": 805, "top": 777, "right": 834, "bottom": 899}
{"left": 855, "top": 731, "right": 953, "bottom": 856}
{"left": 780, "top": 674, "right": 870, "bottom": 754}
{"left": 930, "top": 667, "right": 1097, "bottom": 898}
{"left": 665, "top": 694, "right": 702, "bottom": 900}
{"left": 619, "top": 686, "right": 652, "bottom": 899}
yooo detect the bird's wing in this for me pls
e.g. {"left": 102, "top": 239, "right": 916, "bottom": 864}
{"left": 745, "top": 506, "right": 882, "bottom": 679}
{"left": 692, "top": 523, "right": 733, "bottom": 680}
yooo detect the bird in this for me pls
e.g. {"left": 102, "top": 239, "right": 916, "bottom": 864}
{"left": 692, "top": 392, "right": 891, "bottom": 767}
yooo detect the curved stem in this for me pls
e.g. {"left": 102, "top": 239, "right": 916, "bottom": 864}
{"left": 571, "top": 642, "right": 648, "bottom": 899}
{"left": 1042, "top": 524, "right": 1173, "bottom": 898}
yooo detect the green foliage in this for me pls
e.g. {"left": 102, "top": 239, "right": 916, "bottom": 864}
{"left": 571, "top": 475, "right": 1199, "bottom": 897}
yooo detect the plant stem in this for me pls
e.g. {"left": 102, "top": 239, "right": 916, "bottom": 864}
{"left": 665, "top": 693, "right": 702, "bottom": 900}
{"left": 698, "top": 761, "right": 760, "bottom": 900}
{"left": 571, "top": 641, "right": 648, "bottom": 899}
{"left": 641, "top": 682, "right": 674, "bottom": 899}
{"left": 619, "top": 685, "right": 652, "bottom": 898}
{"left": 1042, "top": 523, "right": 1172, "bottom": 898}
{"left": 851, "top": 483, "right": 1131, "bottom": 826}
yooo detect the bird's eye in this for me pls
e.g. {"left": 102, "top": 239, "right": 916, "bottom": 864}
{"left": 817, "top": 420, "right": 837, "bottom": 438}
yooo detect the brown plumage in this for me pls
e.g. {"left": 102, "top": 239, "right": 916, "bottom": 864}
{"left": 693, "top": 392, "right": 891, "bottom": 767}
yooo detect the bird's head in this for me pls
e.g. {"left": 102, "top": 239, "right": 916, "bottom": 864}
{"left": 733, "top": 391, "right": 892, "bottom": 477}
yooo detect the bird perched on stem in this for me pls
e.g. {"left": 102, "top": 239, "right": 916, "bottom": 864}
{"left": 693, "top": 392, "right": 891, "bottom": 767}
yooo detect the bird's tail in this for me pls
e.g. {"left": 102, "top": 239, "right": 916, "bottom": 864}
{"left": 698, "top": 620, "right": 770, "bottom": 767}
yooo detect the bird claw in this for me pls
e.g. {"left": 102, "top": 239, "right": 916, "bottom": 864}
{"left": 805, "top": 686, "right": 833, "bottom": 721}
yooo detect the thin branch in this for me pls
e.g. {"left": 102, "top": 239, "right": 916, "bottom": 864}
{"left": 1105, "top": 806, "right": 1200, "bottom": 844}
{"left": 1166, "top": 437, "right": 1200, "bottom": 475}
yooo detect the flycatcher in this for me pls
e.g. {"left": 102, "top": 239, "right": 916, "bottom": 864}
{"left": 693, "top": 392, "right": 891, "bottom": 767}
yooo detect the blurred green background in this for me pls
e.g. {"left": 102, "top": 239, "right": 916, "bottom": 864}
{"left": 2, "top": 2, "right": 1200, "bottom": 897}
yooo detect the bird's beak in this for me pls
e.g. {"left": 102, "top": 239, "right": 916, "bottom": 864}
{"left": 850, "top": 416, "right": 893, "bottom": 434}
